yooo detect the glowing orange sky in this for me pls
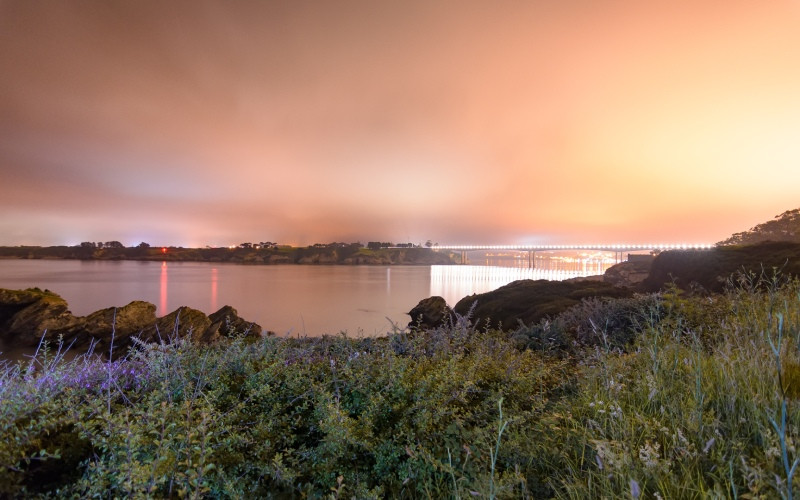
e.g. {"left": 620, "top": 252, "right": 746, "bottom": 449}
{"left": 1, "top": 0, "right": 799, "bottom": 247}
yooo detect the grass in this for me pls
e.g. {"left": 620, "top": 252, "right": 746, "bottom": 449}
{"left": 1, "top": 271, "right": 800, "bottom": 497}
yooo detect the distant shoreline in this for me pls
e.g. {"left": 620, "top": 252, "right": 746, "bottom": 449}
{"left": 0, "top": 245, "right": 460, "bottom": 266}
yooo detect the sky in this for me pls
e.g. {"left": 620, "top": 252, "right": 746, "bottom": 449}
{"left": 1, "top": 0, "right": 799, "bottom": 248}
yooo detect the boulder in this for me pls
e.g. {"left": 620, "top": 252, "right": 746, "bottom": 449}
{"left": 80, "top": 301, "right": 158, "bottom": 352}
{"left": 139, "top": 306, "right": 213, "bottom": 344}
{"left": 407, "top": 296, "right": 455, "bottom": 330}
{"left": 453, "top": 279, "right": 633, "bottom": 331}
{"left": 207, "top": 305, "right": 263, "bottom": 338}
{"left": 0, "top": 288, "right": 81, "bottom": 346}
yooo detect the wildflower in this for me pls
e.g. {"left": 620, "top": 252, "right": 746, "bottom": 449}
{"left": 629, "top": 479, "right": 641, "bottom": 499}
{"left": 703, "top": 437, "right": 715, "bottom": 454}
{"left": 638, "top": 441, "right": 661, "bottom": 469}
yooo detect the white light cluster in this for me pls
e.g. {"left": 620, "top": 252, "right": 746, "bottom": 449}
{"left": 438, "top": 243, "right": 713, "bottom": 251}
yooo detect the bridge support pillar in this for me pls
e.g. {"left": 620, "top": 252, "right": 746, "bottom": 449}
{"left": 528, "top": 250, "right": 535, "bottom": 269}
{"left": 460, "top": 250, "right": 468, "bottom": 265}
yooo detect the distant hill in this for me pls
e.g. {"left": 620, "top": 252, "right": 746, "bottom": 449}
{"left": 718, "top": 208, "right": 800, "bottom": 246}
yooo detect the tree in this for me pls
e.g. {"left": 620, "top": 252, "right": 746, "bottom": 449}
{"left": 137, "top": 242, "right": 150, "bottom": 248}
{"left": 367, "top": 242, "right": 393, "bottom": 250}
{"left": 104, "top": 241, "right": 124, "bottom": 249}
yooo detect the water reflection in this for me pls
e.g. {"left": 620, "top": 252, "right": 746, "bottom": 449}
{"left": 160, "top": 261, "right": 168, "bottom": 314}
{"left": 211, "top": 267, "right": 218, "bottom": 311}
{"left": 430, "top": 265, "right": 602, "bottom": 307}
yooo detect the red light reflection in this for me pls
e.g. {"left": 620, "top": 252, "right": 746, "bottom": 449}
{"left": 160, "top": 261, "right": 168, "bottom": 314}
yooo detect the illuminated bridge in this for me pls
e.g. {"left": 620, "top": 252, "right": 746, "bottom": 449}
{"left": 434, "top": 243, "right": 714, "bottom": 266}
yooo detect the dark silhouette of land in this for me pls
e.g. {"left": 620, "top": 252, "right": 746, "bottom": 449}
{"left": 0, "top": 243, "right": 458, "bottom": 265}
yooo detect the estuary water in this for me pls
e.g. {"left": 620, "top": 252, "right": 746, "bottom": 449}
{"left": 0, "top": 260, "right": 602, "bottom": 337}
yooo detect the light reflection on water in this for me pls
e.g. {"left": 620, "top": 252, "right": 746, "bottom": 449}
{"left": 430, "top": 265, "right": 603, "bottom": 308}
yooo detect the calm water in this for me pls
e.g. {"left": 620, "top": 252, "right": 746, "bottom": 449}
{"left": 0, "top": 260, "right": 603, "bottom": 336}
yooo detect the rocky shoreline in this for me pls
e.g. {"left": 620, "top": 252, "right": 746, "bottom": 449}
{"left": 0, "top": 288, "right": 263, "bottom": 360}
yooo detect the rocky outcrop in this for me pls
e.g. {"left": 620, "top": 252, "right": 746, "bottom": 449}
{"left": 80, "top": 301, "right": 158, "bottom": 349}
{"left": 0, "top": 288, "right": 263, "bottom": 359}
{"left": 603, "top": 255, "right": 654, "bottom": 288}
{"left": 139, "top": 306, "right": 214, "bottom": 344}
{"left": 0, "top": 288, "right": 81, "bottom": 346}
{"left": 407, "top": 296, "right": 455, "bottom": 330}
{"left": 298, "top": 252, "right": 339, "bottom": 264}
{"left": 641, "top": 241, "right": 800, "bottom": 293}
{"left": 453, "top": 279, "right": 633, "bottom": 331}
{"left": 266, "top": 254, "right": 292, "bottom": 264}
{"left": 208, "top": 305, "right": 262, "bottom": 337}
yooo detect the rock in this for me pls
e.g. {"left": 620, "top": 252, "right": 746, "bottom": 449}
{"left": 207, "top": 305, "right": 263, "bottom": 337}
{"left": 603, "top": 255, "right": 654, "bottom": 288}
{"left": 81, "top": 301, "right": 157, "bottom": 337}
{"left": 0, "top": 288, "right": 81, "bottom": 346}
{"left": 298, "top": 252, "right": 339, "bottom": 264}
{"left": 408, "top": 296, "right": 455, "bottom": 330}
{"left": 564, "top": 275, "right": 604, "bottom": 283}
{"left": 79, "top": 301, "right": 158, "bottom": 352}
{"left": 139, "top": 306, "right": 213, "bottom": 344}
{"left": 0, "top": 288, "right": 264, "bottom": 359}
{"left": 453, "top": 279, "right": 633, "bottom": 331}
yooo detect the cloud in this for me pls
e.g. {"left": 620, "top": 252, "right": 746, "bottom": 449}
{"left": 1, "top": 1, "right": 800, "bottom": 246}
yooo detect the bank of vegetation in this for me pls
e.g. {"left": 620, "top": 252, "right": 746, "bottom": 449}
{"left": 2, "top": 266, "right": 800, "bottom": 498}
{"left": 0, "top": 243, "right": 457, "bottom": 266}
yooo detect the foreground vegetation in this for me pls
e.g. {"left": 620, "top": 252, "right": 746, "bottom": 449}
{"left": 2, "top": 270, "right": 800, "bottom": 498}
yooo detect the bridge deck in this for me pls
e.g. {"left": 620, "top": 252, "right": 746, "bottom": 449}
{"left": 435, "top": 244, "right": 713, "bottom": 252}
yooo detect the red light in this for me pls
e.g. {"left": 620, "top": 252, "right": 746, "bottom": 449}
{"left": 161, "top": 247, "right": 167, "bottom": 254}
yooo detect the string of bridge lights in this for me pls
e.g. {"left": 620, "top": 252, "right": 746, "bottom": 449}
{"left": 435, "top": 243, "right": 714, "bottom": 251}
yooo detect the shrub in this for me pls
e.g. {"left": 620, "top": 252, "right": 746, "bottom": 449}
{"left": 2, "top": 277, "right": 800, "bottom": 497}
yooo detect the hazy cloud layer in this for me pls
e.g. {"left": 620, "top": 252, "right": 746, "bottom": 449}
{"left": 2, "top": 0, "right": 799, "bottom": 246}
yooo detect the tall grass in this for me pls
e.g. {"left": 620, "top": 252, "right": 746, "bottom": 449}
{"left": 0, "top": 273, "right": 799, "bottom": 497}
